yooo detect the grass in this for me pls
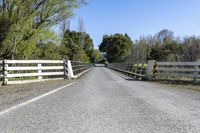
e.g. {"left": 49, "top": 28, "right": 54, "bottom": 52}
{"left": 157, "top": 80, "right": 200, "bottom": 91}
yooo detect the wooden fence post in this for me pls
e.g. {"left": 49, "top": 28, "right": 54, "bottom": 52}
{"left": 3, "top": 60, "right": 8, "bottom": 85}
{"left": 193, "top": 65, "right": 199, "bottom": 81}
{"left": 145, "top": 60, "right": 156, "bottom": 80}
{"left": 67, "top": 60, "right": 74, "bottom": 79}
{"left": 38, "top": 63, "right": 42, "bottom": 80}
{"left": 63, "top": 59, "right": 67, "bottom": 79}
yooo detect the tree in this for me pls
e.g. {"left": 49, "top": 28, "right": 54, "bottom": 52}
{"left": 60, "top": 29, "right": 94, "bottom": 62}
{"left": 181, "top": 36, "right": 200, "bottom": 61}
{"left": 99, "top": 33, "right": 132, "bottom": 63}
{"left": 36, "top": 42, "right": 60, "bottom": 60}
{"left": 0, "top": 0, "right": 86, "bottom": 59}
{"left": 78, "top": 17, "right": 86, "bottom": 46}
{"left": 90, "top": 49, "right": 103, "bottom": 63}
{"left": 60, "top": 19, "right": 70, "bottom": 37}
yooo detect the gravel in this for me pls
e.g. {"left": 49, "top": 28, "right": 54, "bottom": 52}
{"left": 0, "top": 80, "right": 73, "bottom": 112}
{"left": 0, "top": 67, "right": 200, "bottom": 133}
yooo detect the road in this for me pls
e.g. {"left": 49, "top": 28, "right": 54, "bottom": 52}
{"left": 0, "top": 67, "right": 200, "bottom": 133}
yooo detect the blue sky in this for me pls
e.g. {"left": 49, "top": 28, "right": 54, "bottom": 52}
{"left": 70, "top": 0, "right": 200, "bottom": 48}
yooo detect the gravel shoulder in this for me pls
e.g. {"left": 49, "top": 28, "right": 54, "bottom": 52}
{"left": 0, "top": 68, "right": 200, "bottom": 132}
{"left": 156, "top": 81, "right": 200, "bottom": 92}
{"left": 0, "top": 80, "right": 74, "bottom": 112}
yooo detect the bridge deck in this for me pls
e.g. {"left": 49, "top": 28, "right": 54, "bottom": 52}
{"left": 0, "top": 67, "right": 200, "bottom": 132}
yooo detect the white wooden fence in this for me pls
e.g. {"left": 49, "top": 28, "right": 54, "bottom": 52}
{"left": 64, "top": 60, "right": 94, "bottom": 79}
{"left": 1, "top": 60, "right": 93, "bottom": 85}
{"left": 0, "top": 60, "right": 3, "bottom": 82}
{"left": 157, "top": 62, "right": 200, "bottom": 80}
{"left": 107, "top": 61, "right": 200, "bottom": 81}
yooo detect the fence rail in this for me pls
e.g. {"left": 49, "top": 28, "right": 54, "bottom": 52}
{"left": 65, "top": 61, "right": 94, "bottom": 78}
{"left": 157, "top": 62, "right": 200, "bottom": 80}
{"left": 3, "top": 60, "right": 64, "bottom": 85}
{"left": 107, "top": 62, "right": 147, "bottom": 79}
{"left": 107, "top": 61, "right": 200, "bottom": 82}
{"left": 0, "top": 60, "right": 3, "bottom": 82}
{"left": 0, "top": 60, "right": 93, "bottom": 85}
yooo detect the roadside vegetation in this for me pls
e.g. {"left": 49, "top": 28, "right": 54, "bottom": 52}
{"left": 0, "top": 0, "right": 103, "bottom": 63}
{"left": 99, "top": 29, "right": 200, "bottom": 63}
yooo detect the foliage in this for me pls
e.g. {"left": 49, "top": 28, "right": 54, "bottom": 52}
{"left": 99, "top": 33, "right": 132, "bottom": 63}
{"left": 90, "top": 49, "right": 103, "bottom": 63}
{"left": 128, "top": 29, "right": 200, "bottom": 62}
{"left": 36, "top": 42, "right": 61, "bottom": 60}
{"left": 60, "top": 30, "right": 101, "bottom": 62}
{"left": 0, "top": 0, "right": 85, "bottom": 59}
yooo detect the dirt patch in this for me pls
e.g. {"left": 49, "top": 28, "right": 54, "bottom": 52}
{"left": 0, "top": 79, "right": 74, "bottom": 112}
{"left": 154, "top": 80, "right": 200, "bottom": 92}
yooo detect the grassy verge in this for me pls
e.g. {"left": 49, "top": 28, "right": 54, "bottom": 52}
{"left": 156, "top": 80, "right": 200, "bottom": 91}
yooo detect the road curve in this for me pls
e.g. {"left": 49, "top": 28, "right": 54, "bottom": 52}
{"left": 0, "top": 67, "right": 200, "bottom": 133}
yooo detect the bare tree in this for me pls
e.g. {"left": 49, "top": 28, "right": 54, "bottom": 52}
{"left": 181, "top": 36, "right": 200, "bottom": 61}
{"left": 60, "top": 19, "right": 70, "bottom": 37}
{"left": 78, "top": 17, "right": 86, "bottom": 46}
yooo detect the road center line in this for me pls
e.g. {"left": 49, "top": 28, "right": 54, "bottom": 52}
{"left": 0, "top": 82, "right": 75, "bottom": 116}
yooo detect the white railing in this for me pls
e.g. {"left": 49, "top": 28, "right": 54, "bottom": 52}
{"left": 107, "top": 62, "right": 147, "bottom": 79}
{"left": 1, "top": 60, "right": 93, "bottom": 85}
{"left": 157, "top": 62, "right": 200, "bottom": 81}
{"left": 0, "top": 60, "right": 3, "bottom": 82}
{"left": 64, "top": 60, "right": 94, "bottom": 79}
{"left": 3, "top": 60, "right": 64, "bottom": 85}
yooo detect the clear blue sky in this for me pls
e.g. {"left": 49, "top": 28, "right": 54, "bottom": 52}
{"left": 70, "top": 0, "right": 200, "bottom": 48}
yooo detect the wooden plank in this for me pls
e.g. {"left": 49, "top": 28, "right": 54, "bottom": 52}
{"left": 73, "top": 67, "right": 94, "bottom": 78}
{"left": 72, "top": 65, "right": 89, "bottom": 68}
{"left": 157, "top": 67, "right": 200, "bottom": 72}
{"left": 7, "top": 78, "right": 64, "bottom": 85}
{"left": 7, "top": 66, "right": 63, "bottom": 71}
{"left": 157, "top": 73, "right": 200, "bottom": 78}
{"left": 108, "top": 67, "right": 145, "bottom": 77}
{"left": 7, "top": 72, "right": 64, "bottom": 78}
{"left": 4, "top": 60, "right": 63, "bottom": 64}
{"left": 157, "top": 62, "right": 200, "bottom": 66}
{"left": 73, "top": 66, "right": 90, "bottom": 72}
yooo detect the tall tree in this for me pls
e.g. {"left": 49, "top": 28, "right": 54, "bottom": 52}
{"left": 99, "top": 34, "right": 132, "bottom": 63}
{"left": 78, "top": 17, "right": 86, "bottom": 46}
{"left": 181, "top": 36, "right": 200, "bottom": 61}
{"left": 60, "top": 29, "right": 94, "bottom": 62}
{"left": 0, "top": 0, "right": 86, "bottom": 59}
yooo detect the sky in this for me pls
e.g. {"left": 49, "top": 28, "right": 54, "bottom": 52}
{"left": 70, "top": 0, "right": 200, "bottom": 48}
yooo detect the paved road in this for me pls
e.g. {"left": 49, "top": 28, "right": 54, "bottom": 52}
{"left": 0, "top": 67, "right": 200, "bottom": 133}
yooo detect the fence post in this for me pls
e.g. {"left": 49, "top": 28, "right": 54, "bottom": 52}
{"left": 145, "top": 60, "right": 156, "bottom": 80}
{"left": 63, "top": 59, "right": 67, "bottom": 79}
{"left": 38, "top": 63, "right": 42, "bottom": 80}
{"left": 193, "top": 65, "right": 199, "bottom": 81}
{"left": 67, "top": 60, "right": 74, "bottom": 79}
{"left": 3, "top": 60, "right": 8, "bottom": 85}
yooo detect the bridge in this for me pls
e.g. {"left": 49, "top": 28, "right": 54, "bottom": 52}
{"left": 0, "top": 60, "right": 200, "bottom": 132}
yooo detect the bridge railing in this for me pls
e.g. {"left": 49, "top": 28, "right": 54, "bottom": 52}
{"left": 156, "top": 62, "right": 200, "bottom": 81}
{"left": 64, "top": 61, "right": 94, "bottom": 79}
{"left": 107, "top": 60, "right": 200, "bottom": 82}
{"left": 2, "top": 60, "right": 64, "bottom": 85}
{"left": 0, "top": 60, "right": 93, "bottom": 85}
{"left": 107, "top": 62, "right": 147, "bottom": 79}
{"left": 0, "top": 60, "right": 3, "bottom": 82}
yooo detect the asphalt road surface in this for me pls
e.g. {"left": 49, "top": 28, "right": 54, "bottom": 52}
{"left": 0, "top": 67, "right": 200, "bottom": 133}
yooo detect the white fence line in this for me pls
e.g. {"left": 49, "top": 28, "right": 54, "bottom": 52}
{"left": 65, "top": 60, "right": 94, "bottom": 79}
{"left": 157, "top": 62, "right": 200, "bottom": 80}
{"left": 0, "top": 60, "right": 93, "bottom": 85}
{"left": 0, "top": 60, "right": 3, "bottom": 81}
{"left": 107, "top": 62, "right": 147, "bottom": 79}
{"left": 3, "top": 60, "right": 64, "bottom": 85}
